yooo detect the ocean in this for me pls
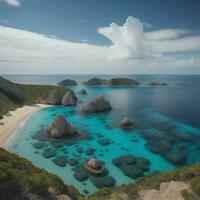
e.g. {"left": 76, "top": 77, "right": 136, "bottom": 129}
{"left": 3, "top": 74, "right": 200, "bottom": 194}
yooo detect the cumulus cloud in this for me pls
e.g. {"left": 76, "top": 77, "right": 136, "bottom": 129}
{"left": 0, "top": 16, "right": 200, "bottom": 74}
{"left": 98, "top": 16, "right": 153, "bottom": 60}
{"left": 1, "top": 0, "right": 21, "bottom": 6}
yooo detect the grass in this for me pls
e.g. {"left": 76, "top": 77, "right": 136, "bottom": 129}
{"left": 0, "top": 148, "right": 80, "bottom": 200}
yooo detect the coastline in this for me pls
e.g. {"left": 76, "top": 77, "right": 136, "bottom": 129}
{"left": 0, "top": 104, "right": 51, "bottom": 149}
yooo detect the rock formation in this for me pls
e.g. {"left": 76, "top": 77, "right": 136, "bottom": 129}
{"left": 78, "top": 89, "right": 87, "bottom": 95}
{"left": 45, "top": 90, "right": 66, "bottom": 105}
{"left": 147, "top": 82, "right": 167, "bottom": 86}
{"left": 58, "top": 79, "right": 78, "bottom": 86}
{"left": 61, "top": 90, "right": 78, "bottom": 106}
{"left": 46, "top": 115, "right": 78, "bottom": 138}
{"left": 84, "top": 158, "right": 105, "bottom": 176}
{"left": 81, "top": 95, "right": 112, "bottom": 113}
{"left": 120, "top": 117, "right": 134, "bottom": 128}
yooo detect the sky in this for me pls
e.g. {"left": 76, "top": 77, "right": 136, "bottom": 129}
{"left": 0, "top": 0, "right": 200, "bottom": 74}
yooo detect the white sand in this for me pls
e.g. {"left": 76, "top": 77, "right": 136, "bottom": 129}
{"left": 0, "top": 104, "right": 51, "bottom": 148}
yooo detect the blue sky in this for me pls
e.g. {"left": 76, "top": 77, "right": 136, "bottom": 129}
{"left": 0, "top": 0, "right": 200, "bottom": 74}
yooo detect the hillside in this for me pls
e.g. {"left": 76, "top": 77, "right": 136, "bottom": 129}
{"left": 0, "top": 76, "right": 68, "bottom": 119}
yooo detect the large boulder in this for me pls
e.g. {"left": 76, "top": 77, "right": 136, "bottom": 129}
{"left": 58, "top": 79, "right": 78, "bottom": 86}
{"left": 45, "top": 90, "right": 66, "bottom": 105}
{"left": 46, "top": 115, "right": 78, "bottom": 139}
{"left": 120, "top": 117, "right": 134, "bottom": 128}
{"left": 61, "top": 91, "right": 78, "bottom": 106}
{"left": 81, "top": 95, "right": 112, "bottom": 113}
{"left": 78, "top": 89, "right": 87, "bottom": 95}
{"left": 0, "top": 76, "right": 24, "bottom": 103}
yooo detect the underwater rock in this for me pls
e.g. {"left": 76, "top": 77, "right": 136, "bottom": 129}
{"left": 73, "top": 172, "right": 88, "bottom": 181}
{"left": 68, "top": 158, "right": 79, "bottom": 166}
{"left": 61, "top": 90, "right": 78, "bottom": 106}
{"left": 85, "top": 148, "right": 96, "bottom": 155}
{"left": 112, "top": 154, "right": 150, "bottom": 179}
{"left": 81, "top": 95, "right": 112, "bottom": 113}
{"left": 46, "top": 115, "right": 79, "bottom": 139}
{"left": 52, "top": 156, "right": 68, "bottom": 167}
{"left": 51, "top": 142, "right": 63, "bottom": 149}
{"left": 58, "top": 79, "right": 78, "bottom": 86}
{"left": 120, "top": 117, "right": 135, "bottom": 128}
{"left": 42, "top": 149, "right": 56, "bottom": 158}
{"left": 90, "top": 176, "right": 116, "bottom": 188}
{"left": 78, "top": 89, "right": 87, "bottom": 95}
{"left": 83, "top": 189, "right": 89, "bottom": 195}
{"left": 83, "top": 158, "right": 105, "bottom": 176}
{"left": 33, "top": 142, "right": 46, "bottom": 149}
{"left": 98, "top": 139, "right": 111, "bottom": 146}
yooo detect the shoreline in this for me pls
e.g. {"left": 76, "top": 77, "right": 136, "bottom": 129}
{"left": 0, "top": 104, "right": 51, "bottom": 149}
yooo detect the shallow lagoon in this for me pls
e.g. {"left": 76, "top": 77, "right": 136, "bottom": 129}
{"left": 8, "top": 76, "right": 200, "bottom": 194}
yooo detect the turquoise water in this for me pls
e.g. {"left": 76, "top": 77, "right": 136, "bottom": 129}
{"left": 6, "top": 75, "right": 200, "bottom": 194}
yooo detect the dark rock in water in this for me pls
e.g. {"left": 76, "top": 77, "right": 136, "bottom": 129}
{"left": 166, "top": 149, "right": 187, "bottom": 165}
{"left": 83, "top": 189, "right": 89, "bottom": 195}
{"left": 42, "top": 149, "right": 56, "bottom": 158}
{"left": 112, "top": 154, "right": 150, "bottom": 179}
{"left": 33, "top": 142, "right": 46, "bottom": 149}
{"left": 90, "top": 176, "right": 116, "bottom": 188}
{"left": 58, "top": 79, "right": 78, "bottom": 86}
{"left": 83, "top": 158, "right": 105, "bottom": 176}
{"left": 81, "top": 95, "right": 112, "bottom": 113}
{"left": 73, "top": 172, "right": 88, "bottom": 181}
{"left": 85, "top": 148, "right": 96, "bottom": 155}
{"left": 0, "top": 76, "right": 24, "bottom": 103}
{"left": 52, "top": 156, "right": 67, "bottom": 167}
{"left": 46, "top": 115, "right": 79, "bottom": 139}
{"left": 51, "top": 142, "right": 63, "bottom": 149}
{"left": 68, "top": 158, "right": 79, "bottom": 166}
{"left": 61, "top": 90, "right": 78, "bottom": 106}
{"left": 147, "top": 82, "right": 167, "bottom": 86}
{"left": 78, "top": 89, "right": 88, "bottom": 95}
{"left": 45, "top": 90, "right": 66, "bottom": 105}
{"left": 98, "top": 139, "right": 110, "bottom": 146}
{"left": 82, "top": 77, "right": 139, "bottom": 86}
{"left": 120, "top": 117, "right": 135, "bottom": 128}
{"left": 76, "top": 148, "right": 84, "bottom": 153}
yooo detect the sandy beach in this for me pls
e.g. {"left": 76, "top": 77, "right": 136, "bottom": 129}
{"left": 0, "top": 104, "right": 51, "bottom": 148}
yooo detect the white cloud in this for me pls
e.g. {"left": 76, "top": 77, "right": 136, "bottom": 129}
{"left": 98, "top": 16, "right": 153, "bottom": 60}
{"left": 146, "top": 29, "right": 188, "bottom": 40}
{"left": 1, "top": 0, "right": 21, "bottom": 6}
{"left": 0, "top": 16, "right": 200, "bottom": 74}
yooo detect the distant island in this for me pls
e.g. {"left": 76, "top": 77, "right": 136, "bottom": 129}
{"left": 82, "top": 77, "right": 140, "bottom": 86}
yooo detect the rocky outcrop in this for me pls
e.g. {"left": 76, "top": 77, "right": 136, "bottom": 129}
{"left": 84, "top": 158, "right": 105, "bottom": 176}
{"left": 120, "top": 117, "right": 134, "bottom": 128}
{"left": 45, "top": 90, "right": 66, "bottom": 105}
{"left": 78, "top": 89, "right": 87, "bottom": 95}
{"left": 58, "top": 79, "right": 78, "bottom": 86}
{"left": 82, "top": 77, "right": 140, "bottom": 86}
{"left": 46, "top": 115, "right": 78, "bottom": 138}
{"left": 0, "top": 76, "right": 24, "bottom": 103}
{"left": 81, "top": 95, "right": 112, "bottom": 113}
{"left": 61, "top": 91, "right": 78, "bottom": 106}
{"left": 147, "top": 82, "right": 167, "bottom": 86}
{"left": 139, "top": 181, "right": 189, "bottom": 200}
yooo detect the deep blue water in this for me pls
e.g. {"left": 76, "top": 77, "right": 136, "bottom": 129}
{"left": 3, "top": 74, "right": 200, "bottom": 194}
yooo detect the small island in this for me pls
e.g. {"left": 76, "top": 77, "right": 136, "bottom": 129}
{"left": 57, "top": 78, "right": 78, "bottom": 86}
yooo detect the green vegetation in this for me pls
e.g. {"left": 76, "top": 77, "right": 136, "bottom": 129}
{"left": 190, "top": 176, "right": 200, "bottom": 196}
{"left": 0, "top": 148, "right": 80, "bottom": 200}
{"left": 87, "top": 163, "right": 200, "bottom": 200}
{"left": 0, "top": 76, "right": 68, "bottom": 118}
